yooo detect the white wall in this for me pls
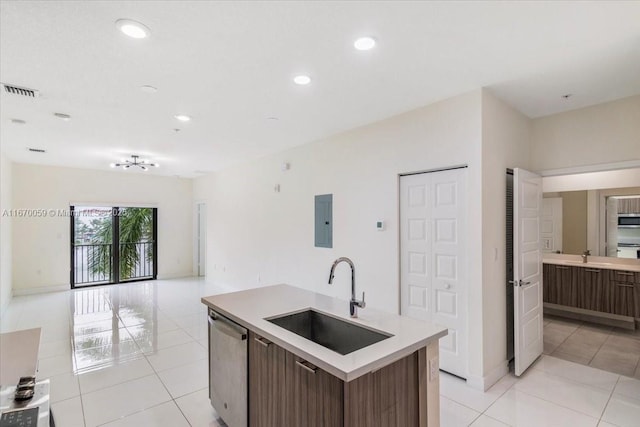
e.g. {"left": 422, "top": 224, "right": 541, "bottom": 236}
{"left": 531, "top": 95, "right": 640, "bottom": 171}
{"left": 0, "top": 151, "right": 13, "bottom": 312}
{"left": 12, "top": 164, "right": 194, "bottom": 293}
{"left": 480, "top": 90, "right": 532, "bottom": 384}
{"left": 195, "top": 90, "right": 487, "bottom": 380}
{"left": 543, "top": 168, "right": 640, "bottom": 192}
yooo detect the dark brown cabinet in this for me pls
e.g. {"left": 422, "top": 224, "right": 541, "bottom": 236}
{"left": 543, "top": 263, "right": 640, "bottom": 322}
{"left": 249, "top": 331, "right": 287, "bottom": 427}
{"left": 605, "top": 270, "right": 639, "bottom": 317}
{"left": 576, "top": 267, "right": 606, "bottom": 312}
{"left": 543, "top": 264, "right": 575, "bottom": 306}
{"left": 284, "top": 352, "right": 343, "bottom": 427}
{"left": 248, "top": 331, "right": 437, "bottom": 427}
{"left": 249, "top": 330, "right": 342, "bottom": 427}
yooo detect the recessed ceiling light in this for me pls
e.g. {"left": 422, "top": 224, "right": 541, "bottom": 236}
{"left": 293, "top": 75, "right": 311, "bottom": 85}
{"left": 54, "top": 112, "right": 71, "bottom": 121}
{"left": 354, "top": 36, "right": 376, "bottom": 51}
{"left": 266, "top": 117, "right": 279, "bottom": 121}
{"left": 140, "top": 85, "right": 158, "bottom": 93}
{"left": 174, "top": 114, "right": 191, "bottom": 122}
{"left": 11, "top": 118, "right": 26, "bottom": 124}
{"left": 116, "top": 19, "right": 150, "bottom": 39}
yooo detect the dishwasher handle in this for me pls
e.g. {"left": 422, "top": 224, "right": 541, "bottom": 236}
{"left": 209, "top": 310, "right": 247, "bottom": 341}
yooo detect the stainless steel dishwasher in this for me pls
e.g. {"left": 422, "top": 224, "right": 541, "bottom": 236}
{"left": 208, "top": 308, "right": 248, "bottom": 427}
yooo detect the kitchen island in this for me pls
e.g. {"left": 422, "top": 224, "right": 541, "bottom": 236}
{"left": 202, "top": 284, "right": 447, "bottom": 427}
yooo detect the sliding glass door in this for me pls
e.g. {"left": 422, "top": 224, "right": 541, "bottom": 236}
{"left": 71, "top": 206, "right": 157, "bottom": 288}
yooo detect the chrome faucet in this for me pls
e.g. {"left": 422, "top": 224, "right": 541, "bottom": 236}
{"left": 328, "top": 257, "right": 365, "bottom": 318}
{"left": 581, "top": 250, "right": 591, "bottom": 263}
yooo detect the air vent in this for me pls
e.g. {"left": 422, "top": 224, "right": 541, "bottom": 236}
{"left": 2, "top": 83, "right": 40, "bottom": 98}
{"left": 28, "top": 148, "right": 46, "bottom": 153}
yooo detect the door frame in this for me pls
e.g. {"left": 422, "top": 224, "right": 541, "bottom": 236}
{"left": 70, "top": 205, "right": 158, "bottom": 288}
{"left": 195, "top": 201, "right": 207, "bottom": 277}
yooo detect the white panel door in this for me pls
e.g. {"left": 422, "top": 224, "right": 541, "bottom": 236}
{"left": 541, "top": 197, "right": 562, "bottom": 253}
{"left": 430, "top": 168, "right": 467, "bottom": 377}
{"left": 400, "top": 174, "right": 431, "bottom": 321}
{"left": 513, "top": 168, "right": 543, "bottom": 376}
{"left": 401, "top": 168, "right": 467, "bottom": 378}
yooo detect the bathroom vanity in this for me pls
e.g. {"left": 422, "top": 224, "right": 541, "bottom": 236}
{"left": 543, "top": 254, "right": 640, "bottom": 329}
{"left": 201, "top": 284, "right": 447, "bottom": 427}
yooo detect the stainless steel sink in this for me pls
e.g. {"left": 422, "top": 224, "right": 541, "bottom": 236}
{"left": 266, "top": 309, "right": 392, "bottom": 355}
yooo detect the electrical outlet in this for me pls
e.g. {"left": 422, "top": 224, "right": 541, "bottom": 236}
{"left": 429, "top": 357, "right": 439, "bottom": 382}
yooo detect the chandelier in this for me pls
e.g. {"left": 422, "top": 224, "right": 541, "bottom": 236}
{"left": 110, "top": 155, "right": 159, "bottom": 171}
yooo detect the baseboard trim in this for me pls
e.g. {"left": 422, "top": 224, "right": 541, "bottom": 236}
{"left": 544, "top": 303, "right": 635, "bottom": 330}
{"left": 13, "top": 284, "right": 69, "bottom": 296}
{"left": 466, "top": 361, "right": 509, "bottom": 391}
{"left": 156, "top": 273, "right": 194, "bottom": 280}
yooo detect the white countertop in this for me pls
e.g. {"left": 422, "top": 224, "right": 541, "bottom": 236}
{"left": 201, "top": 284, "right": 447, "bottom": 382}
{"left": 0, "top": 328, "right": 41, "bottom": 386}
{"left": 543, "top": 254, "right": 640, "bottom": 272}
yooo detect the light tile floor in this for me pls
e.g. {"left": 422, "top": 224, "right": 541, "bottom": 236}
{"left": 1, "top": 278, "right": 639, "bottom": 427}
{"left": 543, "top": 315, "right": 640, "bottom": 379}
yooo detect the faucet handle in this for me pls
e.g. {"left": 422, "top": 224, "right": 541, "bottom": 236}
{"left": 360, "top": 291, "right": 366, "bottom": 308}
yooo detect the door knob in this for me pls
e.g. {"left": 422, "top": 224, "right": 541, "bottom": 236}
{"left": 444, "top": 283, "right": 451, "bottom": 289}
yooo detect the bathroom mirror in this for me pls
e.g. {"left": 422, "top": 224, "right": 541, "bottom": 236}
{"left": 542, "top": 168, "right": 640, "bottom": 258}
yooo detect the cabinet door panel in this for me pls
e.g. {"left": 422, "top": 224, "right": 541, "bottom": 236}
{"left": 343, "top": 351, "right": 420, "bottom": 427}
{"left": 609, "top": 282, "right": 636, "bottom": 317}
{"left": 543, "top": 264, "right": 575, "bottom": 306}
{"left": 285, "top": 352, "right": 343, "bottom": 427}
{"left": 576, "top": 268, "right": 605, "bottom": 312}
{"left": 249, "top": 331, "right": 287, "bottom": 427}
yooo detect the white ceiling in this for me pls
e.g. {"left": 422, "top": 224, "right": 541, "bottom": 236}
{"left": 1, "top": 1, "right": 639, "bottom": 177}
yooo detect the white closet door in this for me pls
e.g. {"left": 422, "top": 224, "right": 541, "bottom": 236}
{"left": 400, "top": 168, "right": 467, "bottom": 378}
{"left": 400, "top": 174, "right": 432, "bottom": 321}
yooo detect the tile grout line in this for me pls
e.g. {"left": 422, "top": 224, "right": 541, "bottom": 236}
{"left": 511, "top": 386, "right": 602, "bottom": 423}
{"left": 471, "top": 375, "right": 519, "bottom": 425}
{"left": 597, "top": 375, "right": 620, "bottom": 425}
{"left": 586, "top": 326, "right": 613, "bottom": 366}
{"left": 92, "top": 400, "right": 186, "bottom": 427}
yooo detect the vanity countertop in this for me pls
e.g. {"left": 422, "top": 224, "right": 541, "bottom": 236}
{"left": 543, "top": 254, "right": 640, "bottom": 273}
{"left": 201, "top": 284, "right": 447, "bottom": 382}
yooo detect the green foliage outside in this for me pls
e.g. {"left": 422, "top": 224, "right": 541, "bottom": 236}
{"left": 86, "top": 208, "right": 153, "bottom": 280}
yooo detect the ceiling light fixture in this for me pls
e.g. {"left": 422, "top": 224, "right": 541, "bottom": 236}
{"left": 54, "top": 112, "right": 71, "bottom": 121}
{"left": 293, "top": 75, "right": 311, "bottom": 85}
{"left": 110, "top": 155, "right": 159, "bottom": 171}
{"left": 116, "top": 19, "right": 150, "bottom": 39}
{"left": 354, "top": 36, "right": 376, "bottom": 51}
{"left": 174, "top": 114, "right": 191, "bottom": 122}
{"left": 140, "top": 85, "right": 158, "bottom": 93}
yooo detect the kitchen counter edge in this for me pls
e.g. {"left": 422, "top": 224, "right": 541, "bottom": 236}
{"left": 201, "top": 284, "right": 447, "bottom": 382}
